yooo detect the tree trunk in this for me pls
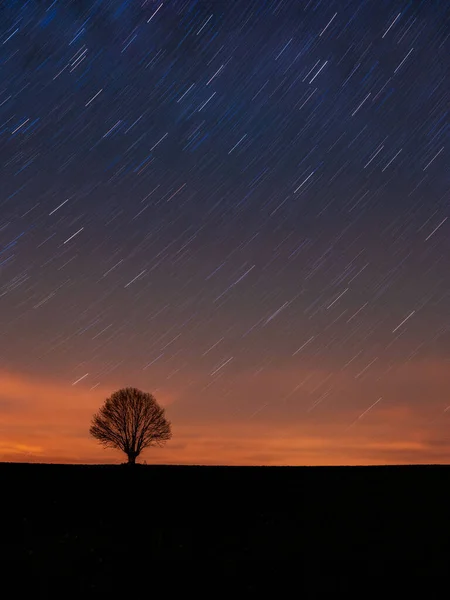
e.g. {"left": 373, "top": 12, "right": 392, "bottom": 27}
{"left": 127, "top": 453, "right": 136, "bottom": 465}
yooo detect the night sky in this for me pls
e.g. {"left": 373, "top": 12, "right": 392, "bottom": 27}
{"left": 1, "top": 0, "right": 449, "bottom": 466}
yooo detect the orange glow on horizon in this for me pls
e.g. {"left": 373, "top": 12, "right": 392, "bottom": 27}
{"left": 1, "top": 361, "right": 449, "bottom": 466}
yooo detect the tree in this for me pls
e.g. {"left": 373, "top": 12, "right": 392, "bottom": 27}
{"left": 89, "top": 387, "right": 172, "bottom": 464}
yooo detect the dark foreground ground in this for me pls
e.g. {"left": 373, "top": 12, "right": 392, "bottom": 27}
{"left": 1, "top": 463, "right": 449, "bottom": 585}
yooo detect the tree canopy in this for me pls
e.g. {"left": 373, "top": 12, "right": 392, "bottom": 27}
{"left": 89, "top": 387, "right": 172, "bottom": 464}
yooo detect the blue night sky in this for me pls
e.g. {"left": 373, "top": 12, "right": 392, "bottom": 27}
{"left": 0, "top": 0, "right": 449, "bottom": 466}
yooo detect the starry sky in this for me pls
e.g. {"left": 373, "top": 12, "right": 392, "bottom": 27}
{"left": 0, "top": 0, "right": 449, "bottom": 466}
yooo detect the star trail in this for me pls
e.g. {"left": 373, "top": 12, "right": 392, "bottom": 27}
{"left": 0, "top": 0, "right": 449, "bottom": 465}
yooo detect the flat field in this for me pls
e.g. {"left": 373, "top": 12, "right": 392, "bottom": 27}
{"left": 2, "top": 463, "right": 449, "bottom": 572}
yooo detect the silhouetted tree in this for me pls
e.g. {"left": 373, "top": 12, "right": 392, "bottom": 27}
{"left": 89, "top": 387, "right": 172, "bottom": 465}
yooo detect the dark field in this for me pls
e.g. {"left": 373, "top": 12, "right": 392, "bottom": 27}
{"left": 2, "top": 463, "right": 450, "bottom": 574}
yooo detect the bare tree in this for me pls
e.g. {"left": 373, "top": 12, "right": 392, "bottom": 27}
{"left": 89, "top": 387, "right": 172, "bottom": 464}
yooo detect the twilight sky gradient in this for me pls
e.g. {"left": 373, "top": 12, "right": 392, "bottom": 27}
{"left": 0, "top": 0, "right": 449, "bottom": 465}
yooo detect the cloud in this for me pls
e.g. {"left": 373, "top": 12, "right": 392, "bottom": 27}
{"left": 169, "top": 356, "right": 450, "bottom": 426}
{"left": 0, "top": 368, "right": 174, "bottom": 462}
